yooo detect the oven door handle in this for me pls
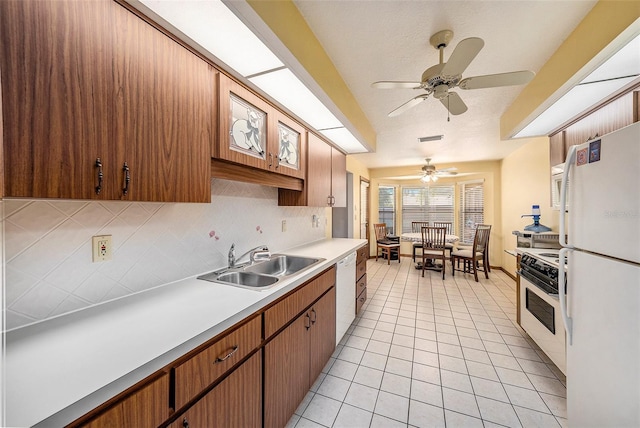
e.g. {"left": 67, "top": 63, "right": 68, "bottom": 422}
{"left": 558, "top": 247, "right": 573, "bottom": 345}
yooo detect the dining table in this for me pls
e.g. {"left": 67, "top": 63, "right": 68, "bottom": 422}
{"left": 400, "top": 232, "right": 460, "bottom": 244}
{"left": 400, "top": 232, "right": 460, "bottom": 270}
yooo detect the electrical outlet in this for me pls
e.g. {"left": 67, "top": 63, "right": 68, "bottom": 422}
{"left": 282, "top": 220, "right": 287, "bottom": 232}
{"left": 92, "top": 235, "right": 112, "bottom": 262}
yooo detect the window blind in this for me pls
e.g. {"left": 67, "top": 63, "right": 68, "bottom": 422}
{"left": 401, "top": 185, "right": 454, "bottom": 233}
{"left": 458, "top": 181, "right": 485, "bottom": 244}
{"left": 378, "top": 186, "right": 395, "bottom": 234}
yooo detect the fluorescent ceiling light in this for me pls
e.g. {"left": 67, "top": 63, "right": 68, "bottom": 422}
{"left": 515, "top": 33, "right": 640, "bottom": 138}
{"left": 249, "top": 68, "right": 343, "bottom": 131}
{"left": 319, "top": 128, "right": 368, "bottom": 153}
{"left": 139, "top": 0, "right": 370, "bottom": 154}
{"left": 139, "top": 0, "right": 283, "bottom": 77}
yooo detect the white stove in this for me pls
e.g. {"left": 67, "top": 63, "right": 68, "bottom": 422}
{"left": 517, "top": 248, "right": 566, "bottom": 374}
{"left": 520, "top": 248, "right": 561, "bottom": 268}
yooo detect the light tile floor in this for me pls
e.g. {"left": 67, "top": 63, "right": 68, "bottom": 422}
{"left": 286, "top": 257, "right": 567, "bottom": 428}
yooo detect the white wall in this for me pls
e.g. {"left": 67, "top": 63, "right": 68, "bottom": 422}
{"left": 501, "top": 137, "right": 559, "bottom": 275}
{"left": 2, "top": 179, "right": 326, "bottom": 330}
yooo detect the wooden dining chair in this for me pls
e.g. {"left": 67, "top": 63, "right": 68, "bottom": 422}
{"left": 450, "top": 225, "right": 491, "bottom": 282}
{"left": 374, "top": 223, "right": 400, "bottom": 265}
{"left": 456, "top": 224, "right": 491, "bottom": 272}
{"left": 421, "top": 226, "right": 447, "bottom": 279}
{"left": 411, "top": 221, "right": 429, "bottom": 262}
{"left": 432, "top": 221, "right": 454, "bottom": 258}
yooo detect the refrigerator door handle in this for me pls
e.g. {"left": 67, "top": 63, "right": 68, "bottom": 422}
{"left": 559, "top": 145, "right": 576, "bottom": 248}
{"left": 558, "top": 247, "right": 573, "bottom": 345}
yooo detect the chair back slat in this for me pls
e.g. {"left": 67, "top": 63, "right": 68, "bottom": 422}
{"left": 473, "top": 225, "right": 491, "bottom": 253}
{"left": 432, "top": 222, "right": 452, "bottom": 235}
{"left": 374, "top": 223, "right": 389, "bottom": 241}
{"left": 421, "top": 226, "right": 447, "bottom": 250}
{"left": 411, "top": 221, "right": 429, "bottom": 233}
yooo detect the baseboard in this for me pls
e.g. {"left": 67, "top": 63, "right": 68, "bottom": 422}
{"left": 496, "top": 266, "right": 516, "bottom": 281}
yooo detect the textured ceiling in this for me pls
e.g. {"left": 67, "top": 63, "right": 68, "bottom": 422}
{"left": 292, "top": 0, "right": 598, "bottom": 170}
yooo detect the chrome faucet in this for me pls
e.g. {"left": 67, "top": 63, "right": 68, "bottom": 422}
{"left": 228, "top": 244, "right": 270, "bottom": 268}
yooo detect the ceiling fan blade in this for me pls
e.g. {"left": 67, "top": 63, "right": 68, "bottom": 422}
{"left": 441, "top": 37, "right": 484, "bottom": 76}
{"left": 459, "top": 70, "right": 535, "bottom": 89}
{"left": 435, "top": 170, "right": 458, "bottom": 176}
{"left": 388, "top": 95, "right": 428, "bottom": 117}
{"left": 440, "top": 91, "right": 467, "bottom": 115}
{"left": 438, "top": 167, "right": 457, "bottom": 172}
{"left": 372, "top": 81, "right": 421, "bottom": 89}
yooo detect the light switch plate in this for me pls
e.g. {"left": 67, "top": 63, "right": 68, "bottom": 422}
{"left": 92, "top": 235, "right": 112, "bottom": 262}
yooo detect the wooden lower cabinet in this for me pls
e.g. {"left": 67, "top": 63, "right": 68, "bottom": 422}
{"left": 308, "top": 288, "right": 337, "bottom": 387}
{"left": 169, "top": 352, "right": 262, "bottom": 428}
{"left": 264, "top": 288, "right": 336, "bottom": 428}
{"left": 76, "top": 373, "right": 170, "bottom": 428}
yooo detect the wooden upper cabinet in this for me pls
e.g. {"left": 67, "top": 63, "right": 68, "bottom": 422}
{"left": 278, "top": 132, "right": 346, "bottom": 207}
{"left": 0, "top": 0, "right": 115, "bottom": 199}
{"left": 272, "top": 111, "right": 306, "bottom": 180}
{"left": 549, "top": 132, "right": 565, "bottom": 167}
{"left": 562, "top": 92, "right": 636, "bottom": 159}
{"left": 216, "top": 73, "right": 275, "bottom": 171}
{"left": 305, "top": 133, "right": 333, "bottom": 206}
{"left": 331, "top": 147, "right": 347, "bottom": 207}
{"left": 112, "top": 5, "right": 213, "bottom": 203}
{"left": 0, "top": 0, "right": 213, "bottom": 202}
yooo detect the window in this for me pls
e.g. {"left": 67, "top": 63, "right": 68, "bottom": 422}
{"left": 458, "top": 181, "right": 485, "bottom": 244}
{"left": 401, "top": 186, "right": 454, "bottom": 233}
{"left": 378, "top": 186, "right": 395, "bottom": 234}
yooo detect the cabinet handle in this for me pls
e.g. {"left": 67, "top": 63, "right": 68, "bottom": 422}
{"left": 213, "top": 345, "right": 239, "bottom": 364}
{"left": 305, "top": 313, "right": 311, "bottom": 330}
{"left": 182, "top": 417, "right": 189, "bottom": 428}
{"left": 95, "top": 158, "right": 103, "bottom": 195}
{"left": 359, "top": 297, "right": 365, "bottom": 303}
{"left": 268, "top": 153, "right": 273, "bottom": 168}
{"left": 122, "top": 162, "right": 130, "bottom": 196}
{"left": 327, "top": 196, "right": 332, "bottom": 206}
{"left": 310, "top": 308, "right": 317, "bottom": 325}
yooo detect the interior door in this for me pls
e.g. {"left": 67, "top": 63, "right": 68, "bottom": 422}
{"left": 360, "top": 179, "right": 370, "bottom": 244}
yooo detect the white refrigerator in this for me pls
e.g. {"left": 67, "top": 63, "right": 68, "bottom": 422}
{"left": 558, "top": 121, "right": 640, "bottom": 427}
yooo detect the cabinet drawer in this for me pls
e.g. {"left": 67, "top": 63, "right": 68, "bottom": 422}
{"left": 356, "top": 287, "right": 367, "bottom": 315}
{"left": 356, "top": 273, "right": 367, "bottom": 296}
{"left": 174, "top": 316, "right": 261, "bottom": 410}
{"left": 356, "top": 245, "right": 368, "bottom": 264}
{"left": 73, "top": 373, "right": 169, "bottom": 428}
{"left": 264, "top": 266, "right": 336, "bottom": 339}
{"left": 356, "top": 259, "right": 366, "bottom": 281}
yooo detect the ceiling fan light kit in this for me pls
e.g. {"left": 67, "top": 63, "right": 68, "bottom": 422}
{"left": 419, "top": 158, "right": 457, "bottom": 183}
{"left": 372, "top": 29, "right": 535, "bottom": 117}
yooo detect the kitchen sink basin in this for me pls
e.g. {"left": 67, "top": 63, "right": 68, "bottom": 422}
{"left": 197, "top": 254, "right": 325, "bottom": 290}
{"left": 244, "top": 255, "right": 323, "bottom": 277}
{"left": 198, "top": 270, "right": 279, "bottom": 289}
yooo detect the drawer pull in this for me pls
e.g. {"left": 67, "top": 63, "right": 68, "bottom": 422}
{"left": 182, "top": 417, "right": 190, "bottom": 428}
{"left": 122, "top": 162, "right": 130, "bottom": 196}
{"left": 95, "top": 158, "right": 103, "bottom": 195}
{"left": 213, "top": 345, "right": 239, "bottom": 364}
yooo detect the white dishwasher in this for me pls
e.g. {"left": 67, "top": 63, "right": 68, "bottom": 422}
{"left": 336, "top": 252, "right": 357, "bottom": 345}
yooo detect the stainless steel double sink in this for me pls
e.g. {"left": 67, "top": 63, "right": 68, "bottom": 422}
{"left": 198, "top": 254, "right": 325, "bottom": 290}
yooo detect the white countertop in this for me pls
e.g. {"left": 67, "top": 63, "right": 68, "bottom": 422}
{"left": 5, "top": 238, "right": 366, "bottom": 427}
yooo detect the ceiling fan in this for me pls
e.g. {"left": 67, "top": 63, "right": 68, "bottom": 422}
{"left": 372, "top": 30, "right": 535, "bottom": 117}
{"left": 420, "top": 158, "right": 457, "bottom": 182}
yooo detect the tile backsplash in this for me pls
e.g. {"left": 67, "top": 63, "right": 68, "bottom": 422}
{"left": 2, "top": 179, "right": 326, "bottom": 330}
